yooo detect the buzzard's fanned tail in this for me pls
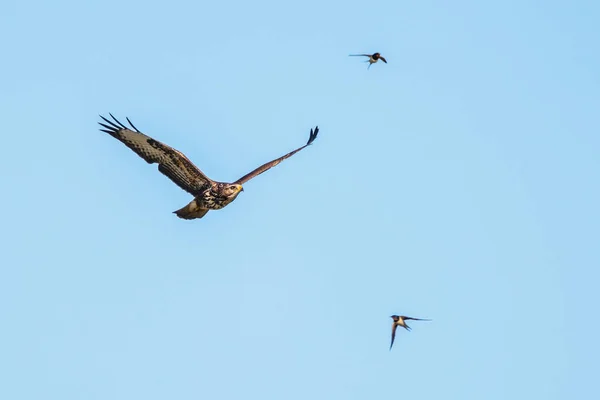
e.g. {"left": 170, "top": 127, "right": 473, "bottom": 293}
{"left": 173, "top": 199, "right": 209, "bottom": 220}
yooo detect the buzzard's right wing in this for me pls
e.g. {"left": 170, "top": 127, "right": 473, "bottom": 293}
{"left": 99, "top": 114, "right": 213, "bottom": 195}
{"left": 234, "top": 126, "right": 319, "bottom": 185}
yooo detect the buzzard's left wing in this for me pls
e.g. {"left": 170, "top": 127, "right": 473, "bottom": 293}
{"left": 234, "top": 126, "right": 319, "bottom": 185}
{"left": 98, "top": 114, "right": 213, "bottom": 195}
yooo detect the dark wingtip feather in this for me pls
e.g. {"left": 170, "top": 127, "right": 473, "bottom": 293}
{"left": 99, "top": 114, "right": 141, "bottom": 133}
{"left": 126, "top": 117, "right": 140, "bottom": 132}
{"left": 98, "top": 114, "right": 124, "bottom": 132}
{"left": 306, "top": 126, "right": 319, "bottom": 146}
{"left": 109, "top": 113, "right": 128, "bottom": 129}
{"left": 98, "top": 122, "right": 117, "bottom": 133}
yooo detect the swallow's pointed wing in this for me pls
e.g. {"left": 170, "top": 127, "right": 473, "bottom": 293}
{"left": 402, "top": 316, "right": 431, "bottom": 321}
{"left": 379, "top": 56, "right": 387, "bottom": 63}
{"left": 390, "top": 323, "right": 397, "bottom": 350}
{"left": 234, "top": 126, "right": 319, "bottom": 185}
{"left": 349, "top": 54, "right": 371, "bottom": 57}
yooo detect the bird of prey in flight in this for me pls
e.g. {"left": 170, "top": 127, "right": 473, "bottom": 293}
{"left": 390, "top": 315, "right": 431, "bottom": 350}
{"left": 349, "top": 52, "right": 388, "bottom": 69}
{"left": 98, "top": 114, "right": 319, "bottom": 220}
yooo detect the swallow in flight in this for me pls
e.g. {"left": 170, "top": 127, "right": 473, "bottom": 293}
{"left": 349, "top": 52, "right": 388, "bottom": 69}
{"left": 390, "top": 315, "right": 431, "bottom": 350}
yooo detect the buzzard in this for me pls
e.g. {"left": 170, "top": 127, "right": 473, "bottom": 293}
{"left": 98, "top": 114, "right": 319, "bottom": 220}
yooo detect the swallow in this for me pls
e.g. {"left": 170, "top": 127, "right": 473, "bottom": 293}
{"left": 390, "top": 315, "right": 431, "bottom": 350}
{"left": 349, "top": 52, "right": 388, "bottom": 69}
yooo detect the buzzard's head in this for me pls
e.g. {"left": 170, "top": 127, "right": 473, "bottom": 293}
{"left": 223, "top": 183, "right": 244, "bottom": 199}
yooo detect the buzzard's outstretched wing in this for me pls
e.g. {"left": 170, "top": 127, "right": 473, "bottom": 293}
{"left": 234, "top": 126, "right": 319, "bottom": 185}
{"left": 99, "top": 114, "right": 213, "bottom": 195}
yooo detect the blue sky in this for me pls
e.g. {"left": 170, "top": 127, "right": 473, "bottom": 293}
{"left": 1, "top": 0, "right": 598, "bottom": 398}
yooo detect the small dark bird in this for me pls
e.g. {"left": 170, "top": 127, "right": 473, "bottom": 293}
{"left": 349, "top": 52, "right": 388, "bottom": 69}
{"left": 390, "top": 315, "right": 431, "bottom": 350}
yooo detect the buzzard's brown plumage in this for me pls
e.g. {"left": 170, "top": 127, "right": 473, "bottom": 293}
{"left": 99, "top": 114, "right": 319, "bottom": 220}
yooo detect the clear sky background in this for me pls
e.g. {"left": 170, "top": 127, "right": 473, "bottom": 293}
{"left": 1, "top": 1, "right": 598, "bottom": 399}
